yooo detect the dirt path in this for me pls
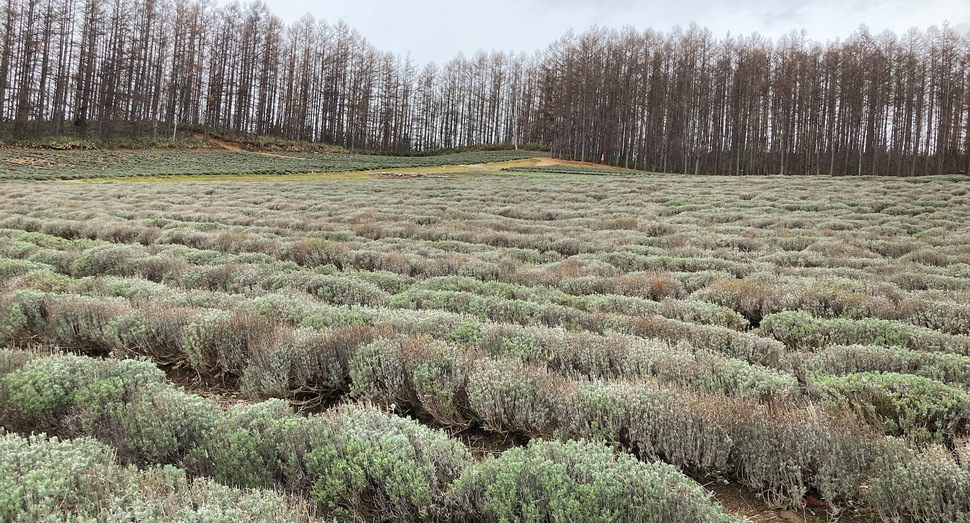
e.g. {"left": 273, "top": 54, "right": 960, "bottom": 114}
{"left": 192, "top": 133, "right": 307, "bottom": 160}
{"left": 708, "top": 483, "right": 876, "bottom": 522}
{"left": 534, "top": 156, "right": 640, "bottom": 170}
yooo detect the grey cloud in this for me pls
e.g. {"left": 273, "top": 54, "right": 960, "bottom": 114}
{"left": 760, "top": 4, "right": 810, "bottom": 26}
{"left": 536, "top": 0, "right": 637, "bottom": 8}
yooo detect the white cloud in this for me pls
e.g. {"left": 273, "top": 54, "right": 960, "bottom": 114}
{"left": 249, "top": 0, "right": 970, "bottom": 64}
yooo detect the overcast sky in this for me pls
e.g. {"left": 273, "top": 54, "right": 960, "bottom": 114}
{"left": 253, "top": 0, "right": 970, "bottom": 65}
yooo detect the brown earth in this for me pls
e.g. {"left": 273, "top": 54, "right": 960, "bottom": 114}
{"left": 4, "top": 156, "right": 70, "bottom": 168}
{"left": 708, "top": 483, "right": 878, "bottom": 522}
{"left": 191, "top": 133, "right": 308, "bottom": 160}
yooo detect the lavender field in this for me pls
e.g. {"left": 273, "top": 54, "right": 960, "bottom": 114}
{"left": 1, "top": 170, "right": 969, "bottom": 521}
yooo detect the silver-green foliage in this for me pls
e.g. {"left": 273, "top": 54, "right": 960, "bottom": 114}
{"left": 449, "top": 439, "right": 740, "bottom": 523}
{"left": 307, "top": 405, "right": 472, "bottom": 523}
{"left": 0, "top": 350, "right": 476, "bottom": 521}
{"left": 0, "top": 353, "right": 162, "bottom": 430}
{"left": 762, "top": 310, "right": 970, "bottom": 355}
{"left": 241, "top": 325, "right": 371, "bottom": 400}
{"left": 466, "top": 357, "right": 561, "bottom": 437}
{"left": 806, "top": 344, "right": 970, "bottom": 386}
{"left": 349, "top": 336, "right": 473, "bottom": 428}
{"left": 811, "top": 372, "right": 970, "bottom": 444}
{"left": 866, "top": 446, "right": 970, "bottom": 523}
{"left": 0, "top": 432, "right": 314, "bottom": 523}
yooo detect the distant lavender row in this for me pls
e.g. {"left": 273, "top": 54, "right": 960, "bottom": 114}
{"left": 0, "top": 149, "right": 543, "bottom": 180}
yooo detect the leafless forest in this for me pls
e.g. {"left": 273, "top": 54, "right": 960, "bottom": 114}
{"left": 1, "top": 0, "right": 969, "bottom": 175}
